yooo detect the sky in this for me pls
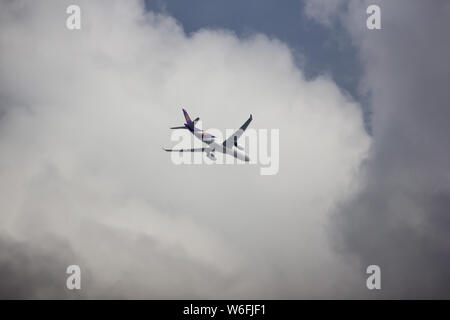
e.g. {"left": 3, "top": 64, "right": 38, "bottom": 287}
{"left": 145, "top": 0, "right": 371, "bottom": 130}
{"left": 0, "top": 0, "right": 449, "bottom": 299}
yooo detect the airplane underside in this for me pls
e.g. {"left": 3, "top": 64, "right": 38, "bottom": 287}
{"left": 164, "top": 108, "right": 252, "bottom": 162}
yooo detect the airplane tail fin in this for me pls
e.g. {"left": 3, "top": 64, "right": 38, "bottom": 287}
{"left": 182, "top": 108, "right": 192, "bottom": 124}
{"left": 170, "top": 109, "right": 197, "bottom": 129}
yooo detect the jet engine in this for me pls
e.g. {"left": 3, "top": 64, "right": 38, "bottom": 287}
{"left": 206, "top": 149, "right": 216, "bottom": 161}
{"left": 201, "top": 132, "right": 216, "bottom": 143}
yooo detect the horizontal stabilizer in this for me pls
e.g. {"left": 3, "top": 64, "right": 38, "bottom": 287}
{"left": 170, "top": 126, "right": 187, "bottom": 129}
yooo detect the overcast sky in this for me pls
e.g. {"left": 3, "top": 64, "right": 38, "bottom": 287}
{"left": 0, "top": 0, "right": 449, "bottom": 299}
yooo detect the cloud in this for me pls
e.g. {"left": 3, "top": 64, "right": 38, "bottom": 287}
{"left": 305, "top": 0, "right": 450, "bottom": 298}
{"left": 304, "top": 0, "right": 345, "bottom": 26}
{"left": 0, "top": 0, "right": 369, "bottom": 298}
{"left": 0, "top": 234, "right": 78, "bottom": 299}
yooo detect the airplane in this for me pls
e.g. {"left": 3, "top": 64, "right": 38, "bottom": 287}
{"left": 163, "top": 108, "right": 252, "bottom": 162}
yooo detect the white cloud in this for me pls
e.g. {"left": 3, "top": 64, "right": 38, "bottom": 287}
{"left": 305, "top": 0, "right": 450, "bottom": 298}
{"left": 0, "top": 0, "right": 370, "bottom": 298}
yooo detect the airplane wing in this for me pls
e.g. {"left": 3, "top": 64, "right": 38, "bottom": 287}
{"left": 163, "top": 147, "right": 206, "bottom": 152}
{"left": 222, "top": 114, "right": 252, "bottom": 147}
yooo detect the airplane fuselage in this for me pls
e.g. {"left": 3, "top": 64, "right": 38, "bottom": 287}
{"left": 165, "top": 109, "right": 252, "bottom": 162}
{"left": 187, "top": 124, "right": 250, "bottom": 162}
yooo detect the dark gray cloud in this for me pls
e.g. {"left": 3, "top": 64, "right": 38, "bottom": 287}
{"left": 0, "top": 234, "right": 77, "bottom": 299}
{"left": 306, "top": 0, "right": 450, "bottom": 298}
